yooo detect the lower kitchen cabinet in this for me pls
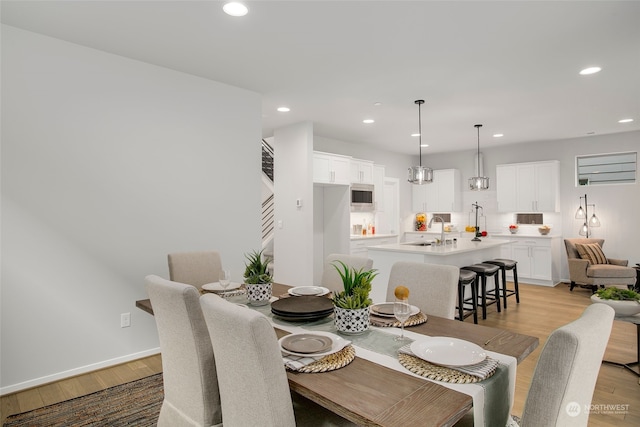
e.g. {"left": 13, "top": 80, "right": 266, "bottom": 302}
{"left": 350, "top": 236, "right": 397, "bottom": 256}
{"left": 499, "top": 236, "right": 560, "bottom": 286}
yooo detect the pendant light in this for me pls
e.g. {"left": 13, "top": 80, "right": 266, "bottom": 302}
{"left": 469, "top": 124, "right": 489, "bottom": 190}
{"left": 408, "top": 100, "right": 433, "bottom": 184}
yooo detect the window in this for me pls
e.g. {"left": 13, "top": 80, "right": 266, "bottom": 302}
{"left": 576, "top": 152, "right": 636, "bottom": 186}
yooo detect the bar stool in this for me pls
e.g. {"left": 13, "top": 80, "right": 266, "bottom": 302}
{"left": 457, "top": 269, "right": 478, "bottom": 324}
{"left": 485, "top": 259, "right": 520, "bottom": 309}
{"left": 462, "top": 263, "right": 501, "bottom": 320}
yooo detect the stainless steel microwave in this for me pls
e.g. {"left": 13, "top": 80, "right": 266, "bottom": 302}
{"left": 350, "top": 184, "right": 375, "bottom": 211}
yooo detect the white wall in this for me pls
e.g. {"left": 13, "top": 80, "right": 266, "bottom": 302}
{"left": 273, "top": 122, "right": 314, "bottom": 285}
{"left": 1, "top": 26, "right": 262, "bottom": 392}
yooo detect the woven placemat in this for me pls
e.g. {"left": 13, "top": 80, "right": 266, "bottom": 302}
{"left": 370, "top": 311, "right": 428, "bottom": 327}
{"left": 398, "top": 353, "right": 496, "bottom": 384}
{"left": 200, "top": 288, "right": 247, "bottom": 297}
{"left": 289, "top": 345, "right": 356, "bottom": 373}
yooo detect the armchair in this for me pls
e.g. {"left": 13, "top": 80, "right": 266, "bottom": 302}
{"left": 564, "top": 238, "right": 636, "bottom": 292}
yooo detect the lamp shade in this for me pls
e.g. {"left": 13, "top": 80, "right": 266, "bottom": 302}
{"left": 469, "top": 176, "right": 489, "bottom": 190}
{"left": 575, "top": 205, "right": 585, "bottom": 219}
{"left": 589, "top": 213, "right": 601, "bottom": 227}
{"left": 408, "top": 166, "right": 433, "bottom": 184}
{"left": 579, "top": 222, "right": 589, "bottom": 236}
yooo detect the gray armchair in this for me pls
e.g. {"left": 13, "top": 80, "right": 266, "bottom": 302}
{"left": 564, "top": 238, "right": 636, "bottom": 292}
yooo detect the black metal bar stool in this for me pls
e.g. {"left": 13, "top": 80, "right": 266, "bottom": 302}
{"left": 457, "top": 269, "right": 478, "bottom": 324}
{"left": 462, "top": 263, "right": 501, "bottom": 320}
{"left": 485, "top": 259, "right": 520, "bottom": 309}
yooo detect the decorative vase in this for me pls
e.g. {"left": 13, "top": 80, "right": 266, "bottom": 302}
{"left": 246, "top": 282, "right": 272, "bottom": 306}
{"left": 590, "top": 295, "right": 640, "bottom": 317}
{"left": 334, "top": 306, "right": 370, "bottom": 335}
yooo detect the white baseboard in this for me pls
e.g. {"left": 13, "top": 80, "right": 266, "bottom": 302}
{"left": 0, "top": 347, "right": 161, "bottom": 396}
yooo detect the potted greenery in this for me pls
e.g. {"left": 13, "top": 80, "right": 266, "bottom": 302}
{"left": 243, "top": 249, "right": 273, "bottom": 306}
{"left": 591, "top": 287, "right": 640, "bottom": 317}
{"left": 332, "top": 261, "right": 378, "bottom": 334}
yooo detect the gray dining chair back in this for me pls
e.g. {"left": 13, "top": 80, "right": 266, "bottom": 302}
{"left": 520, "top": 303, "right": 614, "bottom": 427}
{"left": 200, "top": 294, "right": 355, "bottom": 427}
{"left": 168, "top": 250, "right": 223, "bottom": 290}
{"left": 144, "top": 275, "right": 222, "bottom": 427}
{"left": 386, "top": 261, "right": 459, "bottom": 319}
{"left": 200, "top": 293, "right": 295, "bottom": 427}
{"left": 321, "top": 253, "right": 374, "bottom": 294}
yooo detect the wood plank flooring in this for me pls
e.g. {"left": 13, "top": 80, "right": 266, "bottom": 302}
{"left": 1, "top": 282, "right": 638, "bottom": 426}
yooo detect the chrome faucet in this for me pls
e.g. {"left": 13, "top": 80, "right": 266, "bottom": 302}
{"left": 428, "top": 215, "right": 446, "bottom": 245}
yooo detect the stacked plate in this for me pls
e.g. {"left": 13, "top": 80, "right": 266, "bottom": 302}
{"left": 271, "top": 295, "right": 334, "bottom": 321}
{"left": 288, "top": 286, "right": 330, "bottom": 297}
{"left": 410, "top": 337, "right": 487, "bottom": 366}
{"left": 201, "top": 282, "right": 242, "bottom": 292}
{"left": 370, "top": 302, "right": 420, "bottom": 318}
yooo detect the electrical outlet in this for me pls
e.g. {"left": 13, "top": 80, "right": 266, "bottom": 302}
{"left": 121, "top": 312, "right": 131, "bottom": 328}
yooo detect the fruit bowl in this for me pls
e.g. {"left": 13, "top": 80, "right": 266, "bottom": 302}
{"left": 509, "top": 228, "right": 518, "bottom": 234}
{"left": 538, "top": 226, "right": 551, "bottom": 235}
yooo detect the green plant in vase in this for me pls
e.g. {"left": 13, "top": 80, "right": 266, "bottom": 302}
{"left": 331, "top": 261, "right": 377, "bottom": 309}
{"left": 243, "top": 249, "right": 273, "bottom": 305}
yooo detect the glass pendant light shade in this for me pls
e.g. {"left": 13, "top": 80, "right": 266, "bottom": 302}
{"left": 469, "top": 124, "right": 489, "bottom": 190}
{"left": 579, "top": 222, "right": 589, "bottom": 236}
{"left": 408, "top": 99, "right": 433, "bottom": 185}
{"left": 589, "top": 213, "right": 601, "bottom": 227}
{"left": 575, "top": 205, "right": 585, "bottom": 219}
{"left": 408, "top": 166, "right": 434, "bottom": 184}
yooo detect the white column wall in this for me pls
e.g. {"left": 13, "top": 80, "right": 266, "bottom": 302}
{"left": 273, "top": 122, "right": 314, "bottom": 286}
{"left": 1, "top": 26, "right": 261, "bottom": 392}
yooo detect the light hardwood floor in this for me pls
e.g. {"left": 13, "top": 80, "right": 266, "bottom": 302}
{"left": 1, "top": 282, "right": 638, "bottom": 426}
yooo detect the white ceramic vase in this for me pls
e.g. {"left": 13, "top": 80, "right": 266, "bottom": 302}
{"left": 591, "top": 294, "right": 640, "bottom": 317}
{"left": 334, "top": 306, "right": 370, "bottom": 335}
{"left": 246, "top": 282, "right": 272, "bottom": 306}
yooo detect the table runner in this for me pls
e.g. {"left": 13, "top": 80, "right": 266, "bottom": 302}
{"left": 232, "top": 296, "right": 515, "bottom": 427}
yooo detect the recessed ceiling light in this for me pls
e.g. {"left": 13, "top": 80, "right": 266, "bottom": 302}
{"left": 277, "top": 107, "right": 290, "bottom": 112}
{"left": 373, "top": 102, "right": 382, "bottom": 106}
{"left": 420, "top": 144, "right": 429, "bottom": 148}
{"left": 363, "top": 119, "right": 375, "bottom": 124}
{"left": 493, "top": 133, "right": 504, "bottom": 138}
{"left": 618, "top": 118, "right": 634, "bottom": 123}
{"left": 579, "top": 66, "right": 601, "bottom": 75}
{"left": 411, "top": 133, "right": 420, "bottom": 137}
{"left": 223, "top": 2, "right": 248, "bottom": 17}
{"left": 586, "top": 132, "right": 596, "bottom": 135}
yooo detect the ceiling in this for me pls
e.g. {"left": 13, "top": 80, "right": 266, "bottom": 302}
{"left": 2, "top": 1, "right": 639, "bottom": 155}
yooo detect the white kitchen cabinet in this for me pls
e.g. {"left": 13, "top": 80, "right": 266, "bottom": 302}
{"left": 412, "top": 169, "right": 461, "bottom": 212}
{"left": 350, "top": 159, "right": 374, "bottom": 184}
{"left": 313, "top": 151, "right": 351, "bottom": 185}
{"left": 373, "top": 165, "right": 385, "bottom": 211}
{"left": 499, "top": 236, "right": 560, "bottom": 286}
{"left": 497, "top": 161, "right": 559, "bottom": 212}
{"left": 350, "top": 236, "right": 397, "bottom": 255}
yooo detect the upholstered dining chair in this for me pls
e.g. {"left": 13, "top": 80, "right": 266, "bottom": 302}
{"left": 385, "top": 261, "right": 459, "bottom": 319}
{"left": 564, "top": 238, "right": 636, "bottom": 292}
{"left": 144, "top": 275, "right": 222, "bottom": 427}
{"left": 455, "top": 303, "right": 615, "bottom": 427}
{"left": 200, "top": 294, "right": 355, "bottom": 427}
{"left": 518, "top": 303, "right": 615, "bottom": 426}
{"left": 320, "top": 253, "right": 374, "bottom": 294}
{"left": 167, "top": 250, "right": 223, "bottom": 290}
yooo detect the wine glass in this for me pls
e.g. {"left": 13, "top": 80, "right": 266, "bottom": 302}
{"left": 394, "top": 297, "right": 412, "bottom": 341}
{"left": 219, "top": 269, "right": 231, "bottom": 298}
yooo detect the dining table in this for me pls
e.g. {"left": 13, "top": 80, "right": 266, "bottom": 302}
{"left": 136, "top": 282, "right": 539, "bottom": 426}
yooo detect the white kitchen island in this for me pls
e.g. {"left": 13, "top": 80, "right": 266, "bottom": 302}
{"left": 367, "top": 238, "right": 511, "bottom": 303}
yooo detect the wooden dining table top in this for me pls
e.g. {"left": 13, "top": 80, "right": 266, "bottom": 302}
{"left": 136, "top": 282, "right": 539, "bottom": 426}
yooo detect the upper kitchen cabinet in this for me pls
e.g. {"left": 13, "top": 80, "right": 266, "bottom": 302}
{"left": 497, "top": 160, "right": 560, "bottom": 212}
{"left": 412, "top": 169, "right": 461, "bottom": 212}
{"left": 313, "top": 151, "right": 351, "bottom": 185}
{"left": 350, "top": 159, "right": 374, "bottom": 184}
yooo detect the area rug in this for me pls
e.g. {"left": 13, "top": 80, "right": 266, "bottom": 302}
{"left": 3, "top": 373, "right": 163, "bottom": 427}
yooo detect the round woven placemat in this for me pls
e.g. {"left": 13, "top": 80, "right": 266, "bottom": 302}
{"left": 398, "top": 353, "right": 496, "bottom": 384}
{"left": 370, "top": 311, "right": 428, "bottom": 327}
{"left": 291, "top": 345, "right": 356, "bottom": 373}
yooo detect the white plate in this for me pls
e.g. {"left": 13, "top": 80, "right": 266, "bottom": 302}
{"left": 410, "top": 337, "right": 487, "bottom": 367}
{"left": 288, "top": 286, "right": 330, "bottom": 297}
{"left": 279, "top": 331, "right": 351, "bottom": 357}
{"left": 370, "top": 302, "right": 420, "bottom": 318}
{"left": 202, "top": 282, "right": 242, "bottom": 292}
